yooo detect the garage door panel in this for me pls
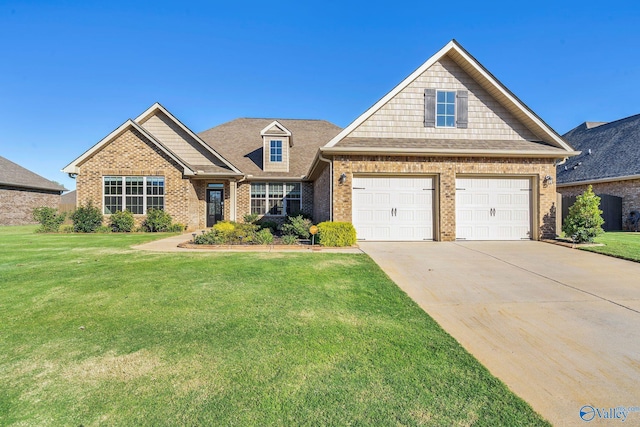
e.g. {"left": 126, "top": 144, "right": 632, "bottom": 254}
{"left": 353, "top": 177, "right": 434, "bottom": 241}
{"left": 456, "top": 177, "right": 531, "bottom": 241}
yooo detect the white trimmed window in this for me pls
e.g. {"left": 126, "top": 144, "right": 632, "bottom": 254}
{"left": 270, "top": 140, "right": 283, "bottom": 162}
{"left": 436, "top": 90, "right": 456, "bottom": 127}
{"left": 103, "top": 176, "right": 164, "bottom": 214}
{"left": 250, "top": 182, "right": 301, "bottom": 216}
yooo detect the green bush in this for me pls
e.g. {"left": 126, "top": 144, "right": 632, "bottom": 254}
{"left": 167, "top": 224, "right": 185, "bottom": 232}
{"left": 255, "top": 228, "right": 274, "bottom": 245}
{"left": 142, "top": 209, "right": 173, "bottom": 232}
{"left": 257, "top": 220, "right": 278, "bottom": 234}
{"left": 32, "top": 206, "right": 66, "bottom": 233}
{"left": 243, "top": 213, "right": 260, "bottom": 224}
{"left": 281, "top": 214, "right": 312, "bottom": 238}
{"left": 562, "top": 185, "right": 605, "bottom": 243}
{"left": 193, "top": 221, "right": 259, "bottom": 245}
{"left": 281, "top": 234, "right": 298, "bottom": 245}
{"left": 71, "top": 202, "right": 103, "bottom": 233}
{"left": 317, "top": 222, "right": 357, "bottom": 247}
{"left": 109, "top": 210, "right": 134, "bottom": 232}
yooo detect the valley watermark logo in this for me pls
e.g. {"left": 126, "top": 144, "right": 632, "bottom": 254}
{"left": 580, "top": 405, "right": 640, "bottom": 422}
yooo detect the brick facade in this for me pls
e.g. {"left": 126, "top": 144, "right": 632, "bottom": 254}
{"left": 75, "top": 128, "right": 199, "bottom": 229}
{"left": 331, "top": 155, "right": 557, "bottom": 241}
{"left": 558, "top": 179, "right": 640, "bottom": 229}
{"left": 0, "top": 186, "right": 61, "bottom": 225}
{"left": 313, "top": 164, "right": 332, "bottom": 223}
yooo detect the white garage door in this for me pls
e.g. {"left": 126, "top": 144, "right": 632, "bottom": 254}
{"left": 352, "top": 177, "right": 434, "bottom": 241}
{"left": 456, "top": 177, "right": 531, "bottom": 240}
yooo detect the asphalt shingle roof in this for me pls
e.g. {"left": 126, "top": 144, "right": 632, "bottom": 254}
{"left": 198, "top": 118, "right": 342, "bottom": 178}
{"left": 337, "top": 137, "right": 568, "bottom": 153}
{"left": 557, "top": 114, "right": 640, "bottom": 184}
{"left": 0, "top": 156, "right": 66, "bottom": 192}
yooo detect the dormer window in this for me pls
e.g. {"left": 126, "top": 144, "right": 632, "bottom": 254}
{"left": 270, "top": 140, "right": 283, "bottom": 162}
{"left": 261, "top": 121, "right": 292, "bottom": 172}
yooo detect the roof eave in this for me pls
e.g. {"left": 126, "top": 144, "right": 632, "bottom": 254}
{"left": 321, "top": 146, "right": 579, "bottom": 158}
{"left": 557, "top": 174, "right": 640, "bottom": 187}
{"left": 0, "top": 181, "right": 66, "bottom": 193}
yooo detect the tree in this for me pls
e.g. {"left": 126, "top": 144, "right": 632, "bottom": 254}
{"left": 562, "top": 185, "right": 604, "bottom": 243}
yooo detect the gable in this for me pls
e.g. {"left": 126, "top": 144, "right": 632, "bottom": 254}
{"left": 346, "top": 55, "right": 539, "bottom": 142}
{"left": 138, "top": 111, "right": 233, "bottom": 173}
{"left": 324, "top": 40, "right": 576, "bottom": 156}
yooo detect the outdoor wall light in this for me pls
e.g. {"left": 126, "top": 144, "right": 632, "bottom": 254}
{"left": 338, "top": 173, "right": 347, "bottom": 185}
{"left": 543, "top": 175, "right": 553, "bottom": 186}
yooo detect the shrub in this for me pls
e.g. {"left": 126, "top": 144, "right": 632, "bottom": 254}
{"left": 257, "top": 220, "right": 278, "bottom": 234}
{"left": 243, "top": 213, "right": 259, "bottom": 224}
{"left": 194, "top": 230, "right": 225, "bottom": 245}
{"left": 281, "top": 214, "right": 312, "bottom": 238}
{"left": 562, "top": 185, "right": 605, "bottom": 243}
{"left": 255, "top": 228, "right": 274, "bottom": 245}
{"left": 109, "top": 210, "right": 134, "bottom": 232}
{"left": 213, "top": 221, "right": 235, "bottom": 234}
{"left": 281, "top": 234, "right": 298, "bottom": 245}
{"left": 71, "top": 202, "right": 103, "bottom": 233}
{"left": 143, "top": 209, "right": 173, "bottom": 232}
{"left": 167, "top": 223, "right": 185, "bottom": 232}
{"left": 193, "top": 221, "right": 259, "bottom": 245}
{"left": 32, "top": 207, "right": 66, "bottom": 233}
{"left": 230, "top": 222, "right": 259, "bottom": 243}
{"left": 317, "top": 222, "right": 357, "bottom": 247}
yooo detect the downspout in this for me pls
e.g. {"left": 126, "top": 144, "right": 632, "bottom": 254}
{"left": 317, "top": 152, "right": 333, "bottom": 222}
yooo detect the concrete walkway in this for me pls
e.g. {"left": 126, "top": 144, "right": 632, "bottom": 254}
{"left": 360, "top": 241, "right": 640, "bottom": 427}
{"left": 132, "top": 231, "right": 363, "bottom": 253}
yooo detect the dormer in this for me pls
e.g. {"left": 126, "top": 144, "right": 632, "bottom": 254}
{"left": 261, "top": 120, "right": 292, "bottom": 172}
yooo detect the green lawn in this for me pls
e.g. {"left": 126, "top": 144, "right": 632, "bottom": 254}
{"left": 0, "top": 226, "right": 548, "bottom": 426}
{"left": 581, "top": 231, "right": 640, "bottom": 262}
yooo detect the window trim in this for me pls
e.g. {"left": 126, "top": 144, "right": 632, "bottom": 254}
{"left": 102, "top": 176, "right": 165, "bottom": 215}
{"left": 250, "top": 182, "right": 302, "bottom": 217}
{"left": 269, "top": 139, "right": 283, "bottom": 162}
{"left": 435, "top": 90, "right": 456, "bottom": 128}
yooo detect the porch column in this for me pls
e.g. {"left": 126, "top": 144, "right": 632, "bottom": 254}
{"left": 229, "top": 180, "right": 237, "bottom": 221}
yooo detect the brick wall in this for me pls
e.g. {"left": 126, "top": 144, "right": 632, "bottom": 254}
{"left": 332, "top": 155, "right": 557, "bottom": 241}
{"left": 0, "top": 186, "right": 61, "bottom": 225}
{"left": 75, "top": 128, "right": 198, "bottom": 229}
{"left": 313, "top": 164, "right": 331, "bottom": 223}
{"left": 558, "top": 179, "right": 640, "bottom": 229}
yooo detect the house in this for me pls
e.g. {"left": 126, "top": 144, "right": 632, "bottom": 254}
{"left": 557, "top": 114, "right": 640, "bottom": 229}
{"left": 63, "top": 40, "right": 576, "bottom": 241}
{"left": 0, "top": 155, "right": 66, "bottom": 225}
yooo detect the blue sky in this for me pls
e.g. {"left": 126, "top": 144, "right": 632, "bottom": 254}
{"left": 1, "top": 0, "right": 639, "bottom": 191}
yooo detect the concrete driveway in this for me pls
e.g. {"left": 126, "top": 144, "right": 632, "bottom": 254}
{"left": 360, "top": 241, "right": 640, "bottom": 427}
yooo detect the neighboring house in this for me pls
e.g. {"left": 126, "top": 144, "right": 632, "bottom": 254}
{"left": 63, "top": 40, "right": 576, "bottom": 240}
{"left": 557, "top": 114, "right": 640, "bottom": 229}
{"left": 0, "top": 155, "right": 66, "bottom": 225}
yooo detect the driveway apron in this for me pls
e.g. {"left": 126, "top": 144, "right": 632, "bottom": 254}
{"left": 360, "top": 241, "right": 640, "bottom": 427}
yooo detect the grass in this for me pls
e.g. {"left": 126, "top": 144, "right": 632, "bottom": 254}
{"left": 0, "top": 226, "right": 549, "bottom": 426}
{"left": 580, "top": 231, "right": 640, "bottom": 262}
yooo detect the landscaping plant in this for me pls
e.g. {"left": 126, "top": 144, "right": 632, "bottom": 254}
{"left": 109, "top": 210, "right": 134, "bottom": 232}
{"left": 281, "top": 214, "right": 312, "bottom": 238}
{"left": 317, "top": 221, "right": 357, "bottom": 247}
{"left": 562, "top": 185, "right": 605, "bottom": 243}
{"left": 142, "top": 209, "right": 173, "bottom": 232}
{"left": 32, "top": 206, "right": 66, "bottom": 233}
{"left": 70, "top": 201, "right": 103, "bottom": 233}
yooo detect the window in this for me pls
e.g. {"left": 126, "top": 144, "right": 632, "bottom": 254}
{"left": 250, "top": 182, "right": 301, "bottom": 216}
{"left": 436, "top": 91, "right": 456, "bottom": 127}
{"left": 103, "top": 176, "right": 164, "bottom": 214}
{"left": 270, "top": 140, "right": 283, "bottom": 162}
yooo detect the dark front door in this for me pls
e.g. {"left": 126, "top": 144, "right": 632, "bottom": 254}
{"left": 207, "top": 189, "right": 224, "bottom": 227}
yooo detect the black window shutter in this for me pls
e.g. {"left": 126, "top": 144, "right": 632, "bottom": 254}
{"left": 456, "top": 90, "right": 468, "bottom": 128}
{"left": 424, "top": 89, "right": 436, "bottom": 127}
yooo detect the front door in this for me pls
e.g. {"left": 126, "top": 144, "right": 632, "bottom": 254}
{"left": 207, "top": 189, "right": 224, "bottom": 227}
